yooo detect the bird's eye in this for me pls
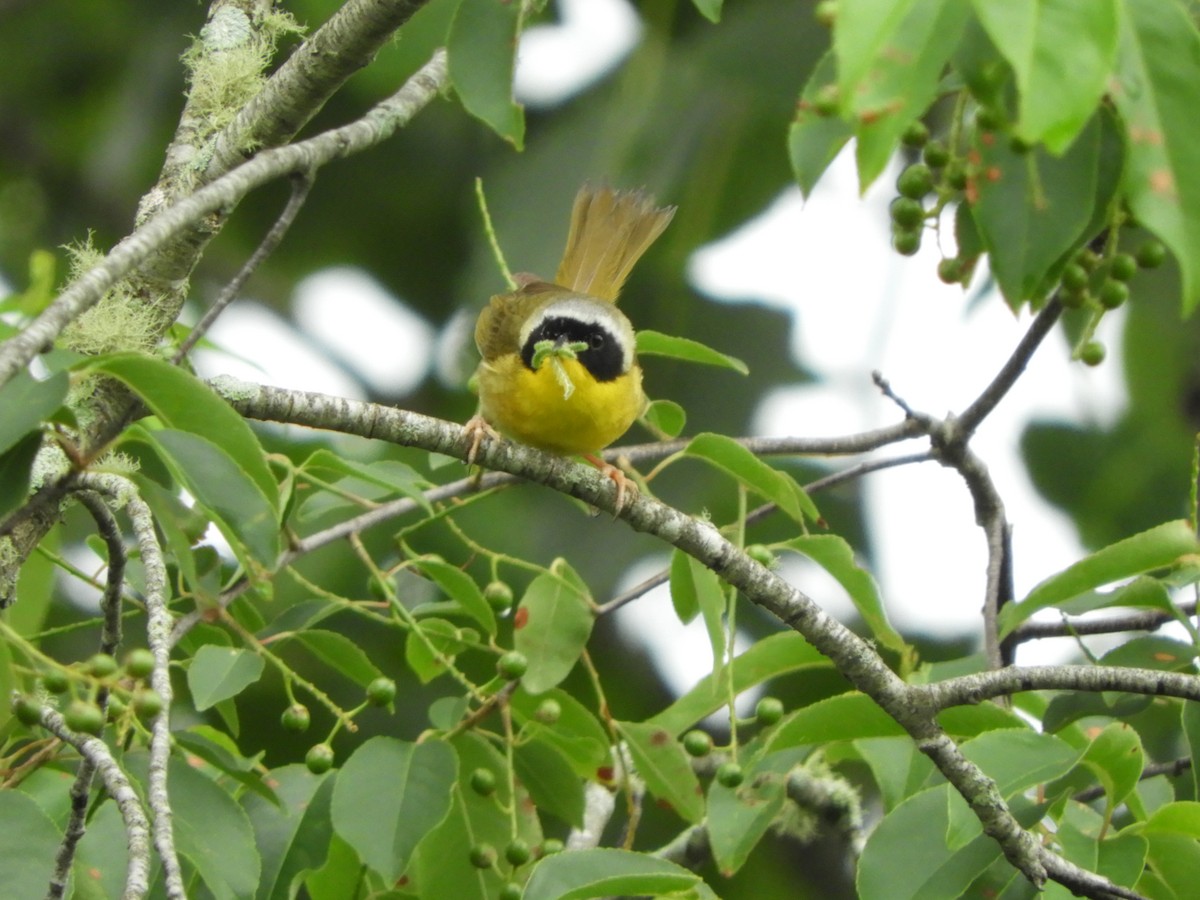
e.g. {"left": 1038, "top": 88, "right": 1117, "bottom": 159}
{"left": 589, "top": 333, "right": 605, "bottom": 350}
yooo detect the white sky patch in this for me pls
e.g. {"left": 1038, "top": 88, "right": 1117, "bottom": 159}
{"left": 515, "top": 0, "right": 641, "bottom": 107}
{"left": 194, "top": 301, "right": 364, "bottom": 399}
{"left": 292, "top": 266, "right": 434, "bottom": 396}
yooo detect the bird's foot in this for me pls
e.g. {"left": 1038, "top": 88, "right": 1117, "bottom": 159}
{"left": 463, "top": 415, "right": 501, "bottom": 465}
{"left": 583, "top": 454, "right": 637, "bottom": 514}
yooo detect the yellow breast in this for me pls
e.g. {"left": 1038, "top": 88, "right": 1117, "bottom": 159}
{"left": 477, "top": 354, "right": 644, "bottom": 456}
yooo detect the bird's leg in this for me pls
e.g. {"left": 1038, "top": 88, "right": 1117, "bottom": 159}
{"left": 583, "top": 453, "right": 637, "bottom": 513}
{"left": 463, "top": 414, "right": 501, "bottom": 466}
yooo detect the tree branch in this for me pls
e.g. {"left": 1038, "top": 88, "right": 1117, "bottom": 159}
{"left": 0, "top": 49, "right": 447, "bottom": 389}
{"left": 925, "top": 664, "right": 1200, "bottom": 709}
{"left": 77, "top": 474, "right": 184, "bottom": 900}
{"left": 216, "top": 378, "right": 1133, "bottom": 898}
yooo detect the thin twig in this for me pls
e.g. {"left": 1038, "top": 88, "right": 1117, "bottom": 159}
{"left": 45, "top": 491, "right": 129, "bottom": 900}
{"left": 1012, "top": 602, "right": 1198, "bottom": 642}
{"left": 174, "top": 170, "right": 315, "bottom": 363}
{"left": 38, "top": 707, "right": 152, "bottom": 900}
{"left": 78, "top": 474, "right": 184, "bottom": 900}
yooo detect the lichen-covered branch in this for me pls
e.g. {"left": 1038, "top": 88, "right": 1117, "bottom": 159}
{"left": 37, "top": 707, "right": 152, "bottom": 900}
{"left": 77, "top": 473, "right": 183, "bottom": 900}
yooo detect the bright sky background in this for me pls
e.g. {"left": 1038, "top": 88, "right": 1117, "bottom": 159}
{"left": 185, "top": 1, "right": 1133, "bottom": 685}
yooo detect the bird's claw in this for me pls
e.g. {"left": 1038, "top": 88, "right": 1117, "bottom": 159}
{"left": 463, "top": 415, "right": 501, "bottom": 465}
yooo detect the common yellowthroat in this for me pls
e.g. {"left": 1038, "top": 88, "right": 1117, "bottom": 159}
{"left": 466, "top": 185, "right": 675, "bottom": 507}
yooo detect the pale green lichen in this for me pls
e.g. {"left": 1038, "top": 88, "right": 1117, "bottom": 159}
{"left": 180, "top": 7, "right": 305, "bottom": 143}
{"left": 60, "top": 235, "right": 159, "bottom": 355}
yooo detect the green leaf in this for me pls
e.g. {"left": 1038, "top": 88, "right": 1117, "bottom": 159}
{"left": 447, "top": 0, "right": 524, "bottom": 149}
{"left": 0, "top": 369, "right": 66, "bottom": 454}
{"left": 513, "top": 565, "right": 594, "bottom": 694}
{"left": 243, "top": 765, "right": 335, "bottom": 900}
{"left": 690, "top": 0, "right": 722, "bottom": 24}
{"left": 1113, "top": 0, "right": 1200, "bottom": 313}
{"left": 0, "top": 790, "right": 64, "bottom": 900}
{"left": 641, "top": 398, "right": 686, "bottom": 438}
{"left": 649, "top": 632, "right": 830, "bottom": 736}
{"left": 0, "top": 430, "right": 43, "bottom": 521}
{"left": 331, "top": 737, "right": 457, "bottom": 885}
{"left": 783, "top": 534, "right": 906, "bottom": 653}
{"left": 142, "top": 427, "right": 280, "bottom": 566}
{"left": 187, "top": 645, "right": 265, "bottom": 711}
{"left": 413, "top": 733, "right": 541, "bottom": 900}
{"left": 855, "top": 736, "right": 937, "bottom": 812}
{"left": 405, "top": 617, "right": 472, "bottom": 684}
{"left": 1078, "top": 722, "right": 1144, "bottom": 811}
{"left": 523, "top": 848, "right": 706, "bottom": 900}
{"left": 293, "top": 629, "right": 384, "bottom": 687}
{"left": 636, "top": 330, "right": 748, "bottom": 374}
{"left": 86, "top": 352, "right": 277, "bottom": 506}
{"left": 127, "top": 753, "right": 262, "bottom": 900}
{"left": 1185, "top": 702, "right": 1200, "bottom": 800}
{"left": 670, "top": 552, "right": 727, "bottom": 670}
{"left": 971, "top": 111, "right": 1104, "bottom": 308}
{"left": 857, "top": 784, "right": 1003, "bottom": 900}
{"left": 298, "top": 448, "right": 432, "bottom": 513}
{"left": 415, "top": 557, "right": 496, "bottom": 636}
{"left": 510, "top": 686, "right": 610, "bottom": 779}
{"left": 617, "top": 720, "right": 705, "bottom": 824}
{"left": 789, "top": 51, "right": 853, "bottom": 197}
{"left": 972, "top": 0, "right": 1119, "bottom": 153}
{"left": 961, "top": 729, "right": 1079, "bottom": 798}
{"left": 1000, "top": 520, "right": 1200, "bottom": 635}
{"left": 73, "top": 799, "right": 129, "bottom": 900}
{"left": 765, "top": 693, "right": 904, "bottom": 755}
{"left": 707, "top": 751, "right": 793, "bottom": 876}
{"left": 836, "top": 0, "right": 970, "bottom": 190}
{"left": 513, "top": 738, "right": 586, "bottom": 828}
{"left": 175, "top": 725, "right": 278, "bottom": 806}
{"left": 683, "top": 433, "right": 818, "bottom": 523}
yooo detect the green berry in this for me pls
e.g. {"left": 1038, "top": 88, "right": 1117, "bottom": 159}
{"left": 534, "top": 698, "right": 561, "bottom": 725}
{"left": 132, "top": 689, "right": 164, "bottom": 720}
{"left": 484, "top": 580, "right": 514, "bottom": 613}
{"left": 1080, "top": 340, "right": 1106, "bottom": 367}
{"left": 366, "top": 677, "right": 396, "bottom": 707}
{"left": 540, "top": 839, "right": 564, "bottom": 856}
{"left": 499, "top": 884, "right": 523, "bottom": 900}
{"left": 1098, "top": 280, "right": 1129, "bottom": 309}
{"left": 86, "top": 653, "right": 118, "bottom": 679}
{"left": 1135, "top": 240, "right": 1167, "bottom": 269}
{"left": 1073, "top": 248, "right": 1100, "bottom": 270}
{"left": 814, "top": 0, "right": 838, "bottom": 27}
{"left": 900, "top": 120, "right": 929, "bottom": 148}
{"left": 896, "top": 163, "right": 934, "bottom": 200}
{"left": 922, "top": 141, "right": 950, "bottom": 169}
{"left": 469, "top": 843, "right": 497, "bottom": 869}
{"left": 1061, "top": 263, "right": 1088, "bottom": 294}
{"left": 975, "top": 106, "right": 1004, "bottom": 131}
{"left": 497, "top": 650, "right": 528, "bottom": 681}
{"left": 716, "top": 761, "right": 744, "bottom": 788}
{"left": 64, "top": 700, "right": 105, "bottom": 736}
{"left": 42, "top": 669, "right": 70, "bottom": 694}
{"left": 470, "top": 767, "right": 497, "bottom": 796}
{"left": 889, "top": 197, "right": 925, "bottom": 230}
{"left": 937, "top": 257, "right": 965, "bottom": 285}
{"left": 123, "top": 649, "right": 156, "bottom": 680}
{"left": 755, "top": 696, "right": 785, "bottom": 726}
{"left": 682, "top": 730, "right": 713, "bottom": 758}
{"left": 13, "top": 695, "right": 43, "bottom": 727}
{"left": 944, "top": 161, "right": 968, "bottom": 191}
{"left": 892, "top": 229, "right": 922, "bottom": 257}
{"left": 106, "top": 696, "right": 127, "bottom": 721}
{"left": 1109, "top": 253, "right": 1138, "bottom": 282}
{"left": 281, "top": 703, "right": 311, "bottom": 733}
{"left": 305, "top": 743, "right": 335, "bottom": 774}
{"left": 505, "top": 838, "right": 532, "bottom": 867}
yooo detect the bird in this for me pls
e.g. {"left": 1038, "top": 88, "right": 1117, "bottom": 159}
{"left": 465, "top": 184, "right": 676, "bottom": 510}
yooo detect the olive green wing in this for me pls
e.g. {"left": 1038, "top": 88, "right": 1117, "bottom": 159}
{"left": 474, "top": 281, "right": 561, "bottom": 361}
